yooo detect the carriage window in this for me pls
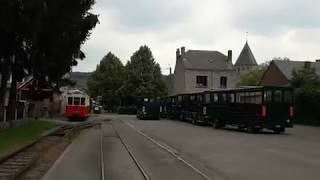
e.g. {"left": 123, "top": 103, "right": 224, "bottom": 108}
{"left": 228, "top": 94, "right": 235, "bottom": 103}
{"left": 144, "top": 98, "right": 149, "bottom": 102}
{"left": 178, "top": 96, "right": 182, "bottom": 102}
{"left": 274, "top": 90, "right": 282, "bottom": 103}
{"left": 81, "top": 98, "right": 85, "bottom": 105}
{"left": 264, "top": 91, "right": 272, "bottom": 102}
{"left": 197, "top": 95, "right": 203, "bottom": 102}
{"left": 68, "top": 97, "right": 73, "bottom": 105}
{"left": 172, "top": 98, "right": 175, "bottom": 103}
{"left": 74, "top": 97, "right": 80, "bottom": 105}
{"left": 254, "top": 92, "right": 262, "bottom": 104}
{"left": 284, "top": 91, "right": 293, "bottom": 103}
{"left": 213, "top": 94, "right": 218, "bottom": 103}
{"left": 219, "top": 94, "right": 227, "bottom": 104}
{"left": 249, "top": 92, "right": 255, "bottom": 104}
{"left": 150, "top": 98, "right": 154, "bottom": 102}
{"left": 205, "top": 94, "right": 210, "bottom": 103}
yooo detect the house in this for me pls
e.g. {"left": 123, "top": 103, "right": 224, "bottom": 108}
{"left": 234, "top": 41, "right": 258, "bottom": 75}
{"left": 173, "top": 47, "right": 238, "bottom": 94}
{"left": 259, "top": 60, "right": 320, "bottom": 86}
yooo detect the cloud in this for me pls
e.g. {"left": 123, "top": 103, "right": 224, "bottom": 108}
{"left": 75, "top": 0, "right": 320, "bottom": 74}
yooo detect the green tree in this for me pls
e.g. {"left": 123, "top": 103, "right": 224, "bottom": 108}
{"left": 0, "top": 0, "right": 98, "bottom": 119}
{"left": 88, "top": 52, "right": 124, "bottom": 111}
{"left": 119, "top": 45, "right": 167, "bottom": 105}
{"left": 291, "top": 66, "right": 320, "bottom": 125}
{"left": 238, "top": 62, "right": 270, "bottom": 86}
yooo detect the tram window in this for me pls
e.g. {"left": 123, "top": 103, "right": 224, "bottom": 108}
{"left": 197, "top": 95, "right": 203, "bottom": 102}
{"left": 172, "top": 98, "right": 176, "bottom": 103}
{"left": 81, "top": 98, "right": 85, "bottom": 105}
{"left": 190, "top": 95, "right": 195, "bottom": 101}
{"left": 264, "top": 91, "right": 272, "bottom": 102}
{"left": 284, "top": 91, "right": 293, "bottom": 103}
{"left": 68, "top": 97, "right": 73, "bottom": 105}
{"left": 150, "top": 98, "right": 154, "bottom": 102}
{"left": 274, "top": 90, "right": 282, "bottom": 102}
{"left": 74, "top": 97, "right": 80, "bottom": 105}
{"left": 205, "top": 94, "right": 210, "bottom": 103}
{"left": 178, "top": 96, "right": 182, "bottom": 102}
{"left": 144, "top": 98, "right": 149, "bottom": 102}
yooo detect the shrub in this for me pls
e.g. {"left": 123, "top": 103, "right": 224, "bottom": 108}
{"left": 117, "top": 106, "right": 137, "bottom": 115}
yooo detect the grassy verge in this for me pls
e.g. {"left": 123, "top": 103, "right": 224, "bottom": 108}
{"left": 0, "top": 120, "right": 56, "bottom": 153}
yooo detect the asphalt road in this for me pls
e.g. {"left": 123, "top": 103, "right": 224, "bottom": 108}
{"left": 104, "top": 114, "right": 320, "bottom": 180}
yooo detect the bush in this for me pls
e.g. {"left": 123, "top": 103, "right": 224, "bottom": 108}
{"left": 117, "top": 106, "right": 137, "bottom": 115}
{"left": 294, "top": 86, "right": 320, "bottom": 126}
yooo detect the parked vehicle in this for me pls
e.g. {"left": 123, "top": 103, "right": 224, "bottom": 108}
{"left": 136, "top": 97, "right": 161, "bottom": 120}
{"left": 62, "top": 90, "right": 90, "bottom": 120}
{"left": 162, "top": 86, "right": 294, "bottom": 133}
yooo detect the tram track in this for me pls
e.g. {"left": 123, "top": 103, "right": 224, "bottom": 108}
{"left": 107, "top": 122, "right": 150, "bottom": 180}
{"left": 0, "top": 122, "right": 98, "bottom": 180}
{"left": 122, "top": 120, "right": 213, "bottom": 180}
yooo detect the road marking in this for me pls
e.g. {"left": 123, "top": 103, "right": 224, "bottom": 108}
{"left": 111, "top": 122, "right": 150, "bottom": 180}
{"left": 123, "top": 121, "right": 213, "bottom": 180}
{"left": 100, "top": 125, "right": 106, "bottom": 180}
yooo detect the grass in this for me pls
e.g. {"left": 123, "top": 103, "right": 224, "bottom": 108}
{"left": 0, "top": 120, "right": 56, "bottom": 153}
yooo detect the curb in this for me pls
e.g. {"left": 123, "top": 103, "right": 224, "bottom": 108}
{"left": 0, "top": 126, "right": 61, "bottom": 163}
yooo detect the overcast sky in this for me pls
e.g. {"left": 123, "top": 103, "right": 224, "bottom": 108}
{"left": 75, "top": 0, "right": 320, "bottom": 74}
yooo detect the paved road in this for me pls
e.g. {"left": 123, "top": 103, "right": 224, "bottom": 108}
{"left": 42, "top": 127, "right": 101, "bottom": 180}
{"left": 103, "top": 114, "right": 320, "bottom": 180}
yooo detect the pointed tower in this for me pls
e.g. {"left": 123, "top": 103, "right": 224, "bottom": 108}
{"left": 235, "top": 41, "right": 258, "bottom": 75}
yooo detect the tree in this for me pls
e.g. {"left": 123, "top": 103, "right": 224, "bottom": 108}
{"left": 290, "top": 66, "right": 320, "bottom": 125}
{"left": 88, "top": 52, "right": 124, "bottom": 111}
{"left": 119, "top": 45, "right": 167, "bottom": 105}
{"left": 238, "top": 63, "right": 269, "bottom": 86}
{"left": 272, "top": 57, "right": 291, "bottom": 61}
{"left": 0, "top": 0, "right": 98, "bottom": 120}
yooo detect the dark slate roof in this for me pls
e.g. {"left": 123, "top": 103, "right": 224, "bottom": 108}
{"left": 235, "top": 42, "right": 258, "bottom": 66}
{"left": 274, "top": 60, "right": 320, "bottom": 79}
{"left": 182, "top": 50, "right": 232, "bottom": 70}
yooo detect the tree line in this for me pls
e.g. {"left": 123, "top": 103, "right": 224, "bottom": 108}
{"left": 87, "top": 45, "right": 167, "bottom": 112}
{"left": 0, "top": 0, "right": 98, "bottom": 118}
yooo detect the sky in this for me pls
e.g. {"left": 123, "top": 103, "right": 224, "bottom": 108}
{"left": 75, "top": 0, "right": 320, "bottom": 74}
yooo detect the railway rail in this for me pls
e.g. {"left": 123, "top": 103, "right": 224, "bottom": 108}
{"left": 0, "top": 122, "right": 98, "bottom": 180}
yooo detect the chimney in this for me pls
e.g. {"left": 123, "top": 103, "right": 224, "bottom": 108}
{"left": 227, "top": 50, "right": 232, "bottom": 62}
{"left": 176, "top": 48, "right": 181, "bottom": 59}
{"left": 169, "top": 67, "right": 172, "bottom": 75}
{"left": 181, "top": 47, "right": 186, "bottom": 56}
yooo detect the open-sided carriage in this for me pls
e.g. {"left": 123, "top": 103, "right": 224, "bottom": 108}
{"left": 162, "top": 86, "right": 294, "bottom": 133}
{"left": 136, "top": 97, "right": 161, "bottom": 120}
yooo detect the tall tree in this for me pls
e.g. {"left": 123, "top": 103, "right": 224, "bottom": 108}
{"left": 0, "top": 0, "right": 98, "bottom": 120}
{"left": 119, "top": 45, "right": 167, "bottom": 105}
{"left": 88, "top": 52, "right": 124, "bottom": 111}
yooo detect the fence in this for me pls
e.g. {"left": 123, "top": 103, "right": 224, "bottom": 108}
{"left": 0, "top": 102, "right": 26, "bottom": 123}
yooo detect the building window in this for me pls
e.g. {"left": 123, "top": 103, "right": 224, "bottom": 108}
{"left": 220, "top": 76, "right": 227, "bottom": 88}
{"left": 196, "top": 76, "right": 208, "bottom": 88}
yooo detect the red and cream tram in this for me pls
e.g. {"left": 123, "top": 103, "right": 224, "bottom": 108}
{"left": 62, "top": 89, "right": 90, "bottom": 120}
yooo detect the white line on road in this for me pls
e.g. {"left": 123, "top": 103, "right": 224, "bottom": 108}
{"left": 100, "top": 124, "right": 106, "bottom": 180}
{"left": 123, "top": 121, "right": 214, "bottom": 180}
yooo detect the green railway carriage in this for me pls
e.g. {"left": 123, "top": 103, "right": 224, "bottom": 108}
{"left": 136, "top": 97, "right": 161, "bottom": 120}
{"left": 160, "top": 95, "right": 182, "bottom": 120}
{"left": 205, "top": 86, "right": 294, "bottom": 133}
{"left": 178, "top": 93, "right": 209, "bottom": 124}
